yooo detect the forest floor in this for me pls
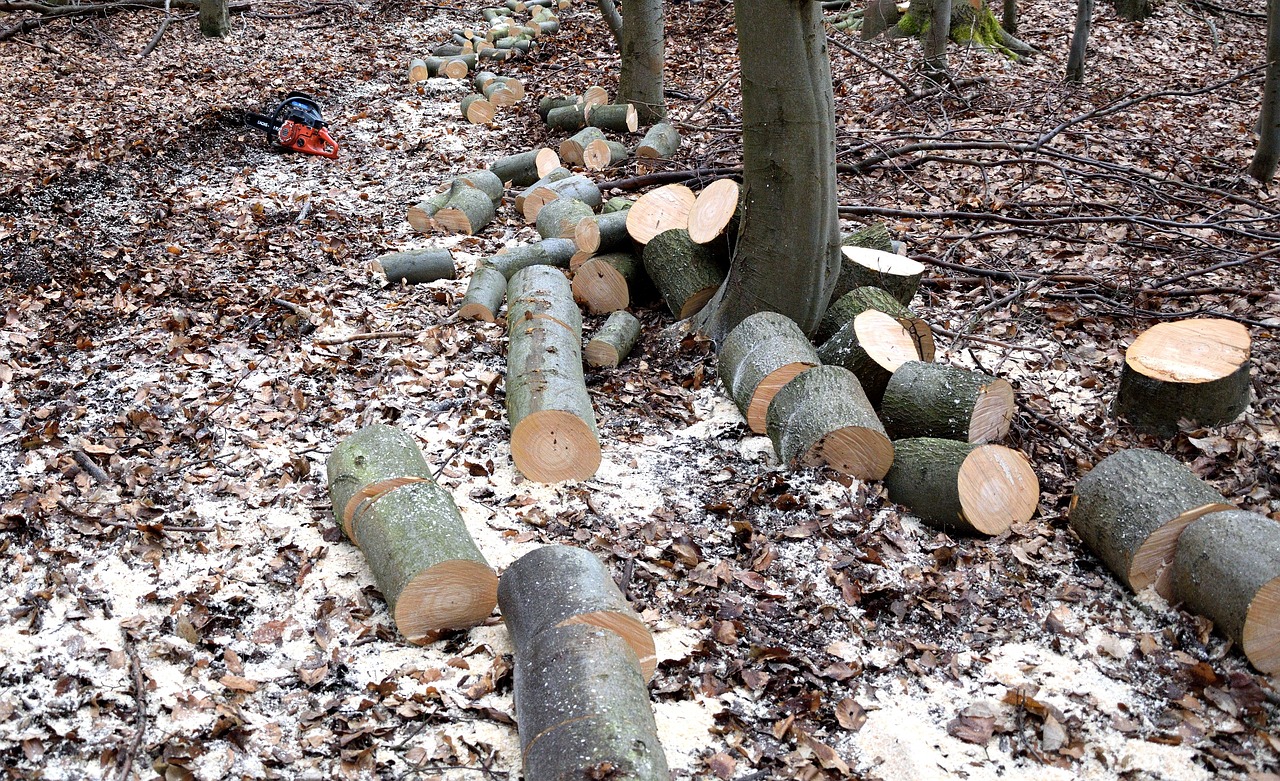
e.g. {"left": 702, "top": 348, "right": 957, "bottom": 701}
{"left": 1, "top": 0, "right": 1278, "bottom": 778}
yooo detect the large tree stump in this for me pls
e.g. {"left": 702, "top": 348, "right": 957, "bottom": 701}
{"left": 881, "top": 361, "right": 1015, "bottom": 443}
{"left": 376, "top": 249, "right": 456, "bottom": 285}
{"left": 687, "top": 178, "right": 740, "bottom": 245}
{"left": 515, "top": 167, "right": 571, "bottom": 214}
{"left": 813, "top": 285, "right": 934, "bottom": 356}
{"left": 1069, "top": 449, "right": 1233, "bottom": 594}
{"left": 1171, "top": 510, "right": 1280, "bottom": 674}
{"left": 490, "top": 148, "right": 561, "bottom": 187}
{"left": 883, "top": 438, "right": 1040, "bottom": 536}
{"left": 572, "top": 252, "right": 648, "bottom": 314}
{"left": 498, "top": 545, "right": 656, "bottom": 679}
{"left": 535, "top": 197, "right": 594, "bottom": 240}
{"left": 817, "top": 306, "right": 928, "bottom": 407}
{"left": 626, "top": 184, "right": 696, "bottom": 244}
{"left": 718, "top": 311, "right": 820, "bottom": 434}
{"left": 1114, "top": 318, "right": 1252, "bottom": 436}
{"left": 458, "top": 265, "right": 508, "bottom": 322}
{"left": 506, "top": 266, "right": 601, "bottom": 482}
{"left": 513, "top": 624, "right": 671, "bottom": 781}
{"left": 585, "top": 311, "right": 642, "bottom": 369}
{"left": 642, "top": 228, "right": 726, "bottom": 319}
{"left": 835, "top": 246, "right": 925, "bottom": 305}
{"left": 522, "top": 174, "right": 602, "bottom": 222}
{"left": 573, "top": 209, "right": 632, "bottom": 266}
{"left": 765, "top": 365, "right": 893, "bottom": 480}
{"left": 326, "top": 425, "right": 497, "bottom": 643}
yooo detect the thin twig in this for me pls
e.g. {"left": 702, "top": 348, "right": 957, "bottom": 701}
{"left": 71, "top": 448, "right": 114, "bottom": 486}
{"left": 136, "top": 0, "right": 170, "bottom": 57}
{"left": 315, "top": 330, "right": 420, "bottom": 346}
{"left": 116, "top": 633, "right": 147, "bottom": 781}
{"left": 827, "top": 34, "right": 914, "bottom": 96}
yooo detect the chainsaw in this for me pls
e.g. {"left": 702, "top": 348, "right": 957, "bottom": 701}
{"left": 244, "top": 92, "right": 340, "bottom": 159}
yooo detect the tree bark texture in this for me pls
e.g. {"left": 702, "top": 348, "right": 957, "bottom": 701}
{"left": 765, "top": 365, "right": 893, "bottom": 480}
{"left": 1251, "top": 0, "right": 1280, "bottom": 182}
{"left": 880, "top": 361, "right": 1015, "bottom": 443}
{"left": 642, "top": 228, "right": 726, "bottom": 318}
{"left": 535, "top": 197, "right": 594, "bottom": 240}
{"left": 377, "top": 249, "right": 456, "bottom": 285}
{"left": 515, "top": 167, "right": 571, "bottom": 214}
{"left": 614, "top": 0, "right": 666, "bottom": 122}
{"left": 485, "top": 238, "right": 576, "bottom": 279}
{"left": 1112, "top": 0, "right": 1152, "bottom": 21}
{"left": 490, "top": 148, "right": 560, "bottom": 187}
{"left": 458, "top": 264, "right": 508, "bottom": 322}
{"left": 199, "top": 0, "right": 229, "bottom": 37}
{"left": 718, "top": 311, "right": 820, "bottom": 434}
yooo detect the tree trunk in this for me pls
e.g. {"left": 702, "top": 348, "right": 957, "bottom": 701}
{"left": 199, "top": 0, "right": 229, "bottom": 37}
{"left": 1002, "top": 0, "right": 1017, "bottom": 32}
{"left": 1112, "top": 0, "right": 1152, "bottom": 21}
{"left": 914, "top": 0, "right": 951, "bottom": 85}
{"left": 1252, "top": 0, "right": 1280, "bottom": 182}
{"left": 696, "top": 0, "right": 841, "bottom": 342}
{"left": 1065, "top": 0, "right": 1093, "bottom": 83}
{"left": 611, "top": 0, "right": 666, "bottom": 122}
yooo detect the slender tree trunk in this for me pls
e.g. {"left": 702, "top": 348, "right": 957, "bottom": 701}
{"left": 1065, "top": 0, "right": 1093, "bottom": 83}
{"left": 1252, "top": 0, "right": 1280, "bottom": 182}
{"left": 916, "top": 0, "right": 952, "bottom": 85}
{"left": 696, "top": 0, "right": 840, "bottom": 342}
{"left": 618, "top": 0, "right": 666, "bottom": 121}
{"left": 199, "top": 0, "right": 229, "bottom": 36}
{"left": 1002, "top": 0, "right": 1017, "bottom": 33}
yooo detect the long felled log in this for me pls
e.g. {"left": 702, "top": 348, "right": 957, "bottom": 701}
{"left": 1069, "top": 449, "right": 1233, "bottom": 594}
{"left": 433, "top": 182, "right": 496, "bottom": 235}
{"left": 687, "top": 178, "right": 740, "bottom": 245}
{"left": 765, "top": 365, "right": 893, "bottom": 480}
{"left": 636, "top": 121, "right": 680, "bottom": 160}
{"left": 1171, "top": 510, "right": 1280, "bottom": 674}
{"left": 883, "top": 438, "right": 1040, "bottom": 536}
{"left": 626, "top": 184, "right": 696, "bottom": 245}
{"left": 1114, "top": 318, "right": 1252, "bottom": 436}
{"left": 514, "top": 624, "right": 671, "bottom": 781}
{"left": 535, "top": 197, "right": 594, "bottom": 240}
{"left": 642, "top": 228, "right": 726, "bottom": 319}
{"left": 817, "top": 304, "right": 928, "bottom": 407}
{"left": 836, "top": 245, "right": 926, "bottom": 305}
{"left": 515, "top": 166, "right": 572, "bottom": 214}
{"left": 880, "top": 361, "right": 1015, "bottom": 443}
{"left": 522, "top": 174, "right": 602, "bottom": 222}
{"left": 585, "top": 311, "right": 642, "bottom": 369}
{"left": 498, "top": 545, "right": 656, "bottom": 680}
{"left": 813, "top": 285, "right": 934, "bottom": 356}
{"left": 326, "top": 424, "right": 497, "bottom": 643}
{"left": 560, "top": 126, "right": 607, "bottom": 166}
{"left": 506, "top": 266, "right": 601, "bottom": 482}
{"left": 588, "top": 103, "right": 639, "bottom": 133}
{"left": 490, "top": 148, "right": 561, "bottom": 187}
{"left": 458, "top": 264, "right": 508, "bottom": 322}
{"left": 718, "top": 311, "right": 820, "bottom": 434}
{"left": 377, "top": 249, "right": 457, "bottom": 285}
{"left": 572, "top": 252, "right": 647, "bottom": 314}
{"left": 573, "top": 208, "right": 632, "bottom": 266}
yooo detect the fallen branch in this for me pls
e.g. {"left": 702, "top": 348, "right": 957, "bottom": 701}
{"left": 137, "top": 0, "right": 171, "bottom": 57}
{"left": 115, "top": 632, "right": 147, "bottom": 781}
{"left": 597, "top": 167, "right": 742, "bottom": 191}
{"left": 315, "top": 329, "right": 419, "bottom": 346}
{"left": 70, "top": 449, "right": 113, "bottom": 486}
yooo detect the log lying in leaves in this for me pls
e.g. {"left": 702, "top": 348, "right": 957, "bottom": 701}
{"left": 513, "top": 624, "right": 670, "bottom": 781}
{"left": 687, "top": 178, "right": 740, "bottom": 245}
{"left": 585, "top": 311, "right": 642, "bottom": 369}
{"left": 522, "top": 174, "right": 601, "bottom": 222}
{"left": 573, "top": 208, "right": 632, "bottom": 266}
{"left": 546, "top": 102, "right": 594, "bottom": 132}
{"left": 485, "top": 238, "right": 576, "bottom": 279}
{"left": 880, "top": 361, "right": 1015, "bottom": 443}
{"left": 583, "top": 138, "right": 627, "bottom": 171}
{"left": 588, "top": 103, "right": 639, "bottom": 133}
{"left": 836, "top": 246, "right": 925, "bottom": 305}
{"left": 458, "top": 265, "right": 508, "bottom": 322}
{"left": 765, "top": 365, "right": 893, "bottom": 480}
{"left": 407, "top": 191, "right": 451, "bottom": 233}
{"left": 457, "top": 239, "right": 577, "bottom": 322}
{"left": 535, "top": 197, "right": 594, "bottom": 240}
{"left": 560, "top": 127, "right": 607, "bottom": 166}
{"left": 407, "top": 170, "right": 502, "bottom": 233}
{"left": 582, "top": 85, "right": 610, "bottom": 108}
{"left": 813, "top": 285, "right": 934, "bottom": 354}
{"left": 538, "top": 94, "right": 579, "bottom": 121}
{"left": 1171, "top": 510, "right": 1280, "bottom": 674}
{"left": 433, "top": 182, "right": 496, "bottom": 235}
{"left": 506, "top": 265, "right": 601, "bottom": 482}
{"left": 626, "top": 184, "right": 696, "bottom": 245}
{"left": 475, "top": 71, "right": 525, "bottom": 102}
{"left": 841, "top": 222, "right": 895, "bottom": 254}
{"left": 1069, "top": 449, "right": 1233, "bottom": 594}
{"left": 455, "top": 169, "right": 505, "bottom": 205}
{"left": 425, "top": 55, "right": 474, "bottom": 79}
{"left": 376, "top": 249, "right": 456, "bottom": 285}
{"left": 498, "top": 544, "right": 656, "bottom": 680}
{"left": 1114, "top": 318, "right": 1252, "bottom": 436}
{"left": 719, "top": 312, "right": 820, "bottom": 434}
{"left": 572, "top": 252, "right": 646, "bottom": 314}
{"left": 515, "top": 166, "right": 571, "bottom": 214}
{"left": 326, "top": 424, "right": 497, "bottom": 643}
{"left": 636, "top": 121, "right": 680, "bottom": 162}
{"left": 817, "top": 305, "right": 929, "bottom": 407}
{"left": 883, "top": 438, "right": 1040, "bottom": 536}
{"left": 642, "top": 228, "right": 725, "bottom": 319}
{"left": 409, "top": 58, "right": 429, "bottom": 82}
{"left": 490, "top": 148, "right": 561, "bottom": 187}
{"left": 461, "top": 94, "right": 495, "bottom": 124}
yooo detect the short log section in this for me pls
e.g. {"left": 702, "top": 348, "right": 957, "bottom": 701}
{"left": 642, "top": 228, "right": 725, "bottom": 318}
{"left": 461, "top": 94, "right": 495, "bottom": 124}
{"left": 326, "top": 424, "right": 497, "bottom": 643}
{"left": 626, "top": 184, "right": 696, "bottom": 245}
{"left": 560, "top": 127, "right": 607, "bottom": 166}
{"left": 1069, "top": 448, "right": 1233, "bottom": 594}
{"left": 837, "top": 246, "right": 925, "bottom": 305}
{"left": 535, "top": 197, "right": 594, "bottom": 240}
{"left": 718, "top": 311, "right": 820, "bottom": 435}
{"left": 458, "top": 264, "right": 508, "bottom": 322}
{"left": 765, "top": 365, "right": 894, "bottom": 480}
{"left": 377, "top": 249, "right": 456, "bottom": 285}
{"left": 485, "top": 238, "right": 576, "bottom": 279}
{"left": 583, "top": 139, "right": 627, "bottom": 171}
{"left": 522, "top": 174, "right": 602, "bottom": 222}
{"left": 572, "top": 252, "right": 645, "bottom": 314}
{"left": 817, "top": 307, "right": 927, "bottom": 407}
{"left": 588, "top": 103, "right": 639, "bottom": 133}
{"left": 490, "top": 148, "right": 560, "bottom": 187}
{"left": 814, "top": 286, "right": 934, "bottom": 360}
{"left": 880, "top": 361, "right": 1016, "bottom": 443}
{"left": 515, "top": 166, "right": 571, "bottom": 214}
{"left": 585, "top": 311, "right": 642, "bottom": 369}
{"left": 506, "top": 265, "right": 601, "bottom": 482}
{"left": 573, "top": 209, "right": 632, "bottom": 266}
{"left": 883, "top": 438, "right": 1040, "bottom": 536}
{"left": 434, "top": 183, "right": 496, "bottom": 235}
{"left": 1114, "top": 318, "right": 1252, "bottom": 436}
{"left": 636, "top": 121, "right": 680, "bottom": 162}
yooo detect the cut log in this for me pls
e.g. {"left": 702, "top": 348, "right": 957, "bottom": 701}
{"left": 642, "top": 228, "right": 725, "bottom": 319}
{"left": 583, "top": 138, "right": 627, "bottom": 171}
{"left": 546, "top": 103, "right": 593, "bottom": 132}
{"left": 883, "top": 438, "right": 1040, "bottom": 536}
{"left": 458, "top": 264, "right": 508, "bottom": 322}
{"left": 814, "top": 286, "right": 933, "bottom": 356}
{"left": 485, "top": 238, "right": 576, "bottom": 279}
{"left": 326, "top": 424, "right": 497, "bottom": 643}
{"left": 506, "top": 265, "right": 601, "bottom": 482}
{"left": 426, "top": 55, "right": 475, "bottom": 78}
{"left": 881, "top": 361, "right": 1015, "bottom": 443}
{"left": 433, "top": 183, "right": 496, "bottom": 235}
{"left": 765, "top": 365, "right": 894, "bottom": 480}
{"left": 1069, "top": 448, "right": 1233, "bottom": 594}
{"left": 538, "top": 94, "right": 578, "bottom": 121}
{"left": 522, "top": 174, "right": 602, "bottom": 222}
{"left": 490, "top": 148, "right": 560, "bottom": 187}
{"left": 635, "top": 121, "right": 681, "bottom": 160}
{"left": 817, "top": 307, "right": 927, "bottom": 407}
{"left": 841, "top": 222, "right": 895, "bottom": 254}
{"left": 514, "top": 166, "right": 571, "bottom": 214}
{"left": 588, "top": 103, "right": 639, "bottom": 133}
{"left": 482, "top": 80, "right": 519, "bottom": 106}
{"left": 406, "top": 190, "right": 452, "bottom": 233}
{"left": 409, "top": 58, "right": 429, "bottom": 82}
{"left": 454, "top": 169, "right": 505, "bottom": 205}
{"left": 535, "top": 197, "right": 594, "bottom": 240}
{"left": 687, "top": 178, "right": 740, "bottom": 245}
{"left": 1171, "top": 510, "right": 1280, "bottom": 674}
{"left": 572, "top": 209, "right": 632, "bottom": 267}
{"left": 718, "top": 311, "right": 820, "bottom": 434}
{"left": 1114, "top": 318, "right": 1252, "bottom": 436}
{"left": 585, "top": 311, "right": 642, "bottom": 369}
{"left": 461, "top": 94, "right": 495, "bottom": 124}
{"left": 498, "top": 544, "right": 656, "bottom": 680}
{"left": 572, "top": 252, "right": 646, "bottom": 314}
{"left": 377, "top": 249, "right": 457, "bottom": 285}
{"left": 582, "top": 85, "right": 610, "bottom": 108}
{"left": 498, "top": 76, "right": 525, "bottom": 100}
{"left": 626, "top": 184, "right": 696, "bottom": 245}
{"left": 513, "top": 624, "right": 670, "bottom": 781}
{"left": 559, "top": 126, "right": 607, "bottom": 166}
{"left": 836, "top": 245, "right": 925, "bottom": 305}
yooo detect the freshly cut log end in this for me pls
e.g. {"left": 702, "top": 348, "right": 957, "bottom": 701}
{"left": 814, "top": 285, "right": 928, "bottom": 349}
{"left": 515, "top": 166, "right": 571, "bottom": 214}
{"left": 583, "top": 139, "right": 627, "bottom": 171}
{"left": 461, "top": 94, "right": 495, "bottom": 124}
{"left": 1069, "top": 448, "right": 1233, "bottom": 594}
{"left": 718, "top": 311, "right": 820, "bottom": 435}
{"left": 490, "top": 149, "right": 560, "bottom": 188}
{"left": 514, "top": 624, "right": 671, "bottom": 781}
{"left": 546, "top": 103, "right": 593, "bottom": 132}
{"left": 559, "top": 127, "right": 606, "bottom": 166}
{"left": 440, "top": 59, "right": 471, "bottom": 79}
{"left": 511, "top": 410, "right": 602, "bottom": 483}
{"left": 817, "top": 308, "right": 926, "bottom": 407}
{"left": 838, "top": 245, "right": 925, "bottom": 305}
{"left": 883, "top": 438, "right": 1039, "bottom": 536}
{"left": 687, "top": 178, "right": 740, "bottom": 245}
{"left": 766, "top": 365, "right": 893, "bottom": 480}
{"left": 397, "top": 560, "right": 498, "bottom": 644}
{"left": 409, "top": 58, "right": 429, "bottom": 82}
{"left": 406, "top": 191, "right": 451, "bottom": 233}
{"left": 881, "top": 361, "right": 1015, "bottom": 443}
{"left": 642, "top": 229, "right": 725, "bottom": 319}
{"left": 1114, "top": 318, "right": 1252, "bottom": 436}
{"left": 573, "top": 209, "right": 632, "bottom": 261}
{"left": 585, "top": 311, "right": 642, "bottom": 369}
{"left": 572, "top": 252, "right": 644, "bottom": 314}
{"left": 522, "top": 174, "right": 602, "bottom": 222}
{"left": 636, "top": 121, "right": 680, "bottom": 160}
{"left": 433, "top": 185, "right": 496, "bottom": 235}
{"left": 1172, "top": 510, "right": 1280, "bottom": 674}
{"left": 497, "top": 544, "right": 656, "bottom": 680}
{"left": 582, "top": 85, "right": 610, "bottom": 108}
{"left": 458, "top": 265, "right": 507, "bottom": 322}
{"left": 627, "top": 184, "right": 697, "bottom": 245}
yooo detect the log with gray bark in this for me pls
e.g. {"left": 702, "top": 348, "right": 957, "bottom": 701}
{"left": 835, "top": 245, "right": 925, "bottom": 305}
{"left": 535, "top": 197, "right": 595, "bottom": 240}
{"left": 521, "top": 174, "right": 602, "bottom": 222}
{"left": 485, "top": 238, "right": 577, "bottom": 279}
{"left": 326, "top": 424, "right": 497, "bottom": 643}
{"left": 572, "top": 252, "right": 647, "bottom": 314}
{"left": 880, "top": 361, "right": 1015, "bottom": 443}
{"left": 538, "top": 94, "right": 579, "bottom": 121}
{"left": 515, "top": 166, "right": 572, "bottom": 214}
{"left": 765, "top": 365, "right": 893, "bottom": 480}
{"left": 635, "top": 121, "right": 680, "bottom": 161}
{"left": 813, "top": 285, "right": 934, "bottom": 355}
{"left": 817, "top": 301, "right": 930, "bottom": 407}
{"left": 433, "top": 181, "right": 496, "bottom": 235}
{"left": 409, "top": 58, "right": 429, "bottom": 82}
{"left": 546, "top": 102, "right": 594, "bottom": 132}
{"left": 572, "top": 208, "right": 633, "bottom": 266}
{"left": 883, "top": 438, "right": 1040, "bottom": 536}
{"left": 585, "top": 311, "right": 642, "bottom": 369}
{"left": 461, "top": 94, "right": 496, "bottom": 124}
{"left": 407, "top": 190, "right": 452, "bottom": 233}
{"left": 490, "top": 148, "right": 561, "bottom": 187}
{"left": 642, "top": 228, "right": 726, "bottom": 319}
{"left": 588, "top": 103, "right": 639, "bottom": 133}
{"left": 841, "top": 222, "right": 895, "bottom": 254}
{"left": 583, "top": 138, "right": 628, "bottom": 171}
{"left": 458, "top": 264, "right": 509, "bottom": 322}
{"left": 425, "top": 55, "right": 475, "bottom": 78}
{"left": 376, "top": 249, "right": 457, "bottom": 285}
{"left": 559, "top": 127, "right": 607, "bottom": 166}
{"left": 457, "top": 239, "right": 577, "bottom": 321}
{"left": 718, "top": 311, "right": 820, "bottom": 435}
